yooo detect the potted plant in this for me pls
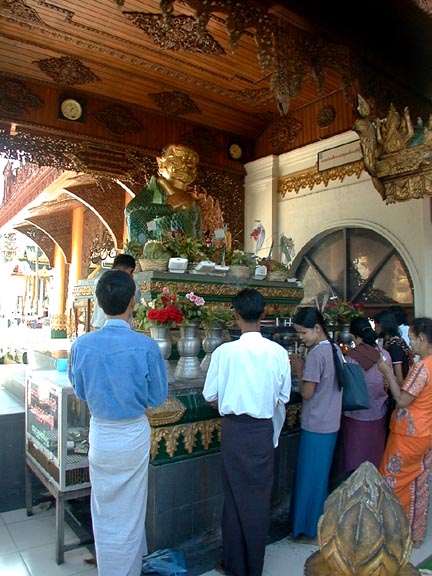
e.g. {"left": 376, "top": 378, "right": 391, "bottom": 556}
{"left": 261, "top": 259, "right": 290, "bottom": 281}
{"left": 225, "top": 249, "right": 257, "bottom": 278}
{"left": 139, "top": 240, "right": 172, "bottom": 271}
{"left": 162, "top": 231, "right": 205, "bottom": 263}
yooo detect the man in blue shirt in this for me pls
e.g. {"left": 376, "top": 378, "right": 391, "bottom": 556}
{"left": 69, "top": 269, "right": 168, "bottom": 575}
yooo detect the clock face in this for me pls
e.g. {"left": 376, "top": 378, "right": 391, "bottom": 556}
{"left": 229, "top": 143, "right": 243, "bottom": 160}
{"left": 60, "top": 98, "right": 83, "bottom": 121}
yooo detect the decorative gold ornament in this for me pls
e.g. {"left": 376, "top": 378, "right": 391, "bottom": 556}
{"left": 305, "top": 461, "right": 418, "bottom": 575}
{"left": 279, "top": 161, "right": 365, "bottom": 197}
{"left": 146, "top": 397, "right": 186, "bottom": 427}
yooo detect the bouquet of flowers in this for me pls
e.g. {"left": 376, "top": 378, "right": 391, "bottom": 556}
{"left": 178, "top": 291, "right": 206, "bottom": 323}
{"left": 323, "top": 300, "right": 365, "bottom": 325}
{"left": 135, "top": 286, "right": 183, "bottom": 330}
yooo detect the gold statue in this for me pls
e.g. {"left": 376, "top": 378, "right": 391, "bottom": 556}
{"left": 125, "top": 143, "right": 223, "bottom": 247}
{"left": 376, "top": 103, "right": 414, "bottom": 154}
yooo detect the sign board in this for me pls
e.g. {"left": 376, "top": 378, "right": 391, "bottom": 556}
{"left": 318, "top": 140, "right": 362, "bottom": 172}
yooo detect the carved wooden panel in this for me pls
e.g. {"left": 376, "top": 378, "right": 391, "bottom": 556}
{"left": 25, "top": 212, "right": 73, "bottom": 264}
{"left": 13, "top": 224, "right": 55, "bottom": 267}
{"left": 64, "top": 180, "right": 126, "bottom": 248}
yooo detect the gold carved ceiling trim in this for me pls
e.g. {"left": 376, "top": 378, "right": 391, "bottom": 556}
{"left": 65, "top": 180, "right": 125, "bottom": 248}
{"left": 123, "top": 12, "right": 225, "bottom": 54}
{"left": 267, "top": 116, "right": 304, "bottom": 154}
{"left": 271, "top": 24, "right": 350, "bottom": 114}
{"left": 34, "top": 56, "right": 100, "bottom": 86}
{"left": 149, "top": 91, "right": 201, "bottom": 116}
{"left": 26, "top": 212, "right": 73, "bottom": 263}
{"left": 1, "top": 1, "right": 270, "bottom": 109}
{"left": 279, "top": 161, "right": 365, "bottom": 197}
{"left": 0, "top": 163, "right": 63, "bottom": 229}
{"left": 0, "top": 79, "right": 43, "bottom": 116}
{"left": 92, "top": 106, "right": 143, "bottom": 137}
{"left": 13, "top": 224, "right": 55, "bottom": 267}
{"left": 155, "top": 0, "right": 351, "bottom": 114}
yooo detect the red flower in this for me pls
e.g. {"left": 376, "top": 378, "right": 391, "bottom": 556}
{"left": 147, "top": 305, "right": 183, "bottom": 325}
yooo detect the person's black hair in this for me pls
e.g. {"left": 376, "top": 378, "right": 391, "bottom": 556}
{"left": 293, "top": 306, "right": 344, "bottom": 389}
{"left": 389, "top": 305, "right": 408, "bottom": 326}
{"left": 349, "top": 317, "right": 377, "bottom": 347}
{"left": 96, "top": 269, "right": 136, "bottom": 316}
{"left": 410, "top": 317, "right": 432, "bottom": 344}
{"left": 373, "top": 309, "right": 400, "bottom": 338}
{"left": 112, "top": 253, "right": 136, "bottom": 271}
{"left": 232, "top": 288, "right": 265, "bottom": 322}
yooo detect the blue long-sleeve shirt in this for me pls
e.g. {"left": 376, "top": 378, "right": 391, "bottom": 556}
{"left": 69, "top": 319, "right": 168, "bottom": 419}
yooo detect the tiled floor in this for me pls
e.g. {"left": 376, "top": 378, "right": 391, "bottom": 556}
{"left": 0, "top": 498, "right": 431, "bottom": 576}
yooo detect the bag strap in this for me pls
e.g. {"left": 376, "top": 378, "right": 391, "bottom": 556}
{"left": 332, "top": 342, "right": 345, "bottom": 390}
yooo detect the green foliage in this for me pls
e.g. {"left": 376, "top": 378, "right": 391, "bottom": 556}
{"left": 201, "top": 303, "right": 235, "bottom": 327}
{"left": 162, "top": 231, "right": 205, "bottom": 261}
{"left": 225, "top": 249, "right": 257, "bottom": 268}
{"left": 142, "top": 240, "right": 172, "bottom": 259}
{"left": 123, "top": 238, "right": 143, "bottom": 257}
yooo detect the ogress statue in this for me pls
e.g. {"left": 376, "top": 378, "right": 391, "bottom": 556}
{"left": 125, "top": 144, "right": 223, "bottom": 246}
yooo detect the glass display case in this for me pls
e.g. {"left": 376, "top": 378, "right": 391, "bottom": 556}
{"left": 25, "top": 369, "right": 90, "bottom": 492}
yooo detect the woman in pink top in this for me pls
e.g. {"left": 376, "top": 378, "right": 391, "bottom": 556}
{"left": 339, "top": 317, "right": 392, "bottom": 480}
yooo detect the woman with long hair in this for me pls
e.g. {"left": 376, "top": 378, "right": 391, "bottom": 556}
{"left": 374, "top": 309, "right": 413, "bottom": 387}
{"left": 289, "top": 306, "right": 343, "bottom": 540}
{"left": 339, "top": 317, "right": 392, "bottom": 480}
{"left": 379, "top": 317, "right": 432, "bottom": 548}
{"left": 374, "top": 309, "right": 414, "bottom": 432}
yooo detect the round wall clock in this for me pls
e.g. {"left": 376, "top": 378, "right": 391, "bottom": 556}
{"left": 228, "top": 143, "right": 243, "bottom": 160}
{"left": 60, "top": 98, "right": 83, "bottom": 121}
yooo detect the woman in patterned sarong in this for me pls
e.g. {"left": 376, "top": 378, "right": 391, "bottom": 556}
{"left": 379, "top": 317, "right": 432, "bottom": 548}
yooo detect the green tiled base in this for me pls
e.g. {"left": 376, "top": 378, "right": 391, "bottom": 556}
{"left": 51, "top": 329, "right": 67, "bottom": 338}
{"left": 418, "top": 555, "right": 432, "bottom": 570}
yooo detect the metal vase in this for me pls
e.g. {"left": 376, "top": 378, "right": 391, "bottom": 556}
{"left": 150, "top": 324, "right": 175, "bottom": 382}
{"left": 150, "top": 325, "right": 172, "bottom": 360}
{"left": 174, "top": 321, "right": 203, "bottom": 380}
{"left": 201, "top": 323, "right": 224, "bottom": 372}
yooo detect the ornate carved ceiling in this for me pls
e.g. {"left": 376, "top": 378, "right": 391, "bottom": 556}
{"left": 1, "top": 0, "right": 431, "bottom": 141}
{"left": 1, "top": 0, "right": 432, "bottom": 262}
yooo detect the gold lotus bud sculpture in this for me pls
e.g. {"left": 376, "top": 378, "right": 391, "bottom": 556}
{"left": 305, "top": 461, "right": 419, "bottom": 575}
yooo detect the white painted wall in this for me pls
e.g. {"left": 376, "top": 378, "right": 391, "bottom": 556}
{"left": 245, "top": 131, "right": 431, "bottom": 316}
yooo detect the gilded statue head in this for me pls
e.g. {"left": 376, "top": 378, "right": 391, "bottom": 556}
{"left": 157, "top": 144, "right": 199, "bottom": 187}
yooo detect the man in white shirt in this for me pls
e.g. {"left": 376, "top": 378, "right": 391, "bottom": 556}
{"left": 91, "top": 254, "right": 141, "bottom": 330}
{"left": 203, "top": 288, "right": 291, "bottom": 576}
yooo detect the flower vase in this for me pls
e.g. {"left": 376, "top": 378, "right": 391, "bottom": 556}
{"left": 174, "top": 321, "right": 202, "bottom": 380}
{"left": 150, "top": 325, "right": 174, "bottom": 380}
{"left": 337, "top": 323, "right": 353, "bottom": 346}
{"left": 201, "top": 323, "right": 225, "bottom": 372}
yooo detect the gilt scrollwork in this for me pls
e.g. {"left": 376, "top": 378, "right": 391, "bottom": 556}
{"left": 150, "top": 418, "right": 222, "bottom": 459}
{"left": 279, "top": 162, "right": 364, "bottom": 197}
{"left": 354, "top": 97, "right": 432, "bottom": 203}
